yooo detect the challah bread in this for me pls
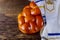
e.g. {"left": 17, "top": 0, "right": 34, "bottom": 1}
{"left": 18, "top": 1, "right": 44, "bottom": 34}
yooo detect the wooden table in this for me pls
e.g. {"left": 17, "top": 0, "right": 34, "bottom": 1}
{"left": 0, "top": 0, "right": 41, "bottom": 40}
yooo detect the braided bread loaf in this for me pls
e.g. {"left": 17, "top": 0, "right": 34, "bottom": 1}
{"left": 18, "top": 1, "right": 44, "bottom": 34}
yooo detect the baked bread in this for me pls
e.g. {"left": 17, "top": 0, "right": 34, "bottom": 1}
{"left": 18, "top": 1, "right": 44, "bottom": 34}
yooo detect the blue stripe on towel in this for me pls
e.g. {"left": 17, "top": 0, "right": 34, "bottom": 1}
{"left": 35, "top": 1, "right": 40, "bottom": 3}
{"left": 35, "top": 0, "right": 44, "bottom": 3}
{"left": 48, "top": 33, "right": 60, "bottom": 36}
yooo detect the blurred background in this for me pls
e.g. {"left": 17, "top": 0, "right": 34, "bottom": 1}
{"left": 0, "top": 0, "right": 41, "bottom": 40}
{"left": 0, "top": 0, "right": 29, "bottom": 17}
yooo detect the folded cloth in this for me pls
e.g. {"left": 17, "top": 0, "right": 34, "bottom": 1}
{"left": 41, "top": 0, "right": 60, "bottom": 40}
{"left": 58, "top": 4, "right": 60, "bottom": 26}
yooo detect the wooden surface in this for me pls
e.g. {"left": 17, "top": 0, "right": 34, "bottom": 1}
{"left": 0, "top": 0, "right": 41, "bottom": 40}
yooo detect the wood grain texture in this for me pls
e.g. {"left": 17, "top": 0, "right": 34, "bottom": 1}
{"left": 0, "top": 0, "right": 41, "bottom": 40}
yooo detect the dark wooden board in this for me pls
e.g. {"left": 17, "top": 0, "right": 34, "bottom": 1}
{"left": 0, "top": 0, "right": 41, "bottom": 40}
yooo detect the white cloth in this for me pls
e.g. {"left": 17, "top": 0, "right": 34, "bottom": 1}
{"left": 41, "top": 0, "right": 60, "bottom": 40}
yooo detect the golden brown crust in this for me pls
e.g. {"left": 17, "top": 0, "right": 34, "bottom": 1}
{"left": 18, "top": 1, "right": 43, "bottom": 34}
{"left": 30, "top": 1, "right": 37, "bottom": 9}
